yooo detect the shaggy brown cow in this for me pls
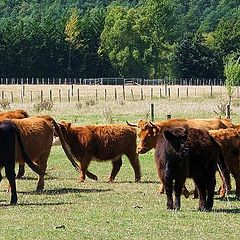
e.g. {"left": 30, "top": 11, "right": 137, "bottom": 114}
{"left": 0, "top": 120, "right": 41, "bottom": 204}
{"left": 159, "top": 125, "right": 228, "bottom": 210}
{"left": 57, "top": 121, "right": 141, "bottom": 182}
{"left": 0, "top": 109, "right": 29, "bottom": 178}
{"left": 127, "top": 118, "right": 234, "bottom": 196}
{"left": 11, "top": 116, "right": 79, "bottom": 191}
{"left": 209, "top": 128, "right": 240, "bottom": 199}
{"left": 0, "top": 109, "right": 29, "bottom": 120}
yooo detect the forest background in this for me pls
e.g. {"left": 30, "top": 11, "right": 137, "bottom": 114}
{"left": 0, "top": 0, "right": 239, "bottom": 80}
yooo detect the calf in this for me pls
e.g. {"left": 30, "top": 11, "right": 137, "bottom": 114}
{"left": 157, "top": 125, "right": 228, "bottom": 211}
{"left": 0, "top": 120, "right": 41, "bottom": 204}
{"left": 58, "top": 121, "right": 141, "bottom": 182}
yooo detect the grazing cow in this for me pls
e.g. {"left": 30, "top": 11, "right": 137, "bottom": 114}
{"left": 158, "top": 125, "right": 228, "bottom": 210}
{"left": 209, "top": 128, "right": 240, "bottom": 199}
{"left": 11, "top": 116, "right": 79, "bottom": 191}
{"left": 0, "top": 109, "right": 29, "bottom": 120}
{"left": 0, "top": 120, "right": 41, "bottom": 204}
{"left": 127, "top": 118, "right": 234, "bottom": 196}
{"left": 57, "top": 121, "right": 141, "bottom": 182}
{"left": 0, "top": 109, "right": 29, "bottom": 178}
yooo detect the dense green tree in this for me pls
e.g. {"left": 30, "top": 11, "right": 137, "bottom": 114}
{"left": 173, "top": 35, "right": 221, "bottom": 79}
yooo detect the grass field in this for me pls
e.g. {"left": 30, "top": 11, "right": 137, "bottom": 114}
{"left": 0, "top": 85, "right": 240, "bottom": 240}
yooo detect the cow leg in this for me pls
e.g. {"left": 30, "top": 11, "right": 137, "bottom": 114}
{"left": 193, "top": 177, "right": 207, "bottom": 211}
{"left": 107, "top": 158, "right": 122, "bottom": 182}
{"left": 127, "top": 153, "right": 141, "bottom": 182}
{"left": 156, "top": 162, "right": 166, "bottom": 194}
{"left": 16, "top": 163, "right": 25, "bottom": 179}
{"left": 206, "top": 173, "right": 216, "bottom": 211}
{"left": 79, "top": 158, "right": 91, "bottom": 182}
{"left": 5, "top": 166, "right": 17, "bottom": 205}
{"left": 36, "top": 156, "right": 48, "bottom": 192}
{"left": 174, "top": 177, "right": 186, "bottom": 210}
{"left": 228, "top": 166, "right": 240, "bottom": 199}
{"left": 165, "top": 173, "right": 174, "bottom": 210}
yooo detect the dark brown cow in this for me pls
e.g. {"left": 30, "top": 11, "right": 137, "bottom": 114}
{"left": 57, "top": 121, "right": 141, "bottom": 182}
{"left": 128, "top": 118, "right": 234, "bottom": 196}
{"left": 158, "top": 125, "right": 228, "bottom": 210}
{"left": 0, "top": 120, "right": 41, "bottom": 204}
{"left": 11, "top": 116, "right": 79, "bottom": 191}
{"left": 209, "top": 128, "right": 240, "bottom": 199}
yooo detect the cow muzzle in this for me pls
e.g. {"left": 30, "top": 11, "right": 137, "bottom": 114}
{"left": 137, "top": 147, "right": 148, "bottom": 154}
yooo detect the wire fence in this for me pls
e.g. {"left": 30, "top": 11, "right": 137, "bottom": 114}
{"left": 0, "top": 77, "right": 224, "bottom": 86}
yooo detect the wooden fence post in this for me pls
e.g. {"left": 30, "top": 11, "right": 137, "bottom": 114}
{"left": 150, "top": 103, "right": 154, "bottom": 122}
{"left": 59, "top": 89, "right": 62, "bottom": 102}
{"left": 40, "top": 90, "right": 43, "bottom": 102}
{"left": 95, "top": 89, "right": 98, "bottom": 102}
{"left": 115, "top": 88, "right": 117, "bottom": 101}
{"left": 140, "top": 88, "right": 144, "bottom": 100}
{"left": 68, "top": 89, "right": 71, "bottom": 102}
{"left": 77, "top": 89, "right": 80, "bottom": 102}
{"left": 226, "top": 103, "right": 230, "bottom": 118}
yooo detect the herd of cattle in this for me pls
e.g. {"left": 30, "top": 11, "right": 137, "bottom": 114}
{"left": 0, "top": 109, "right": 240, "bottom": 211}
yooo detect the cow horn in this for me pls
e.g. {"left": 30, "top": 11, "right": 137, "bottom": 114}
{"left": 126, "top": 121, "right": 138, "bottom": 127}
{"left": 149, "top": 121, "right": 157, "bottom": 128}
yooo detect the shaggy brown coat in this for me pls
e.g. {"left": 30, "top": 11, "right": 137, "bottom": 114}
{"left": 11, "top": 116, "right": 79, "bottom": 191}
{"left": 209, "top": 128, "right": 240, "bottom": 198}
{"left": 130, "top": 118, "right": 234, "bottom": 196}
{"left": 0, "top": 109, "right": 29, "bottom": 120}
{"left": 58, "top": 121, "right": 141, "bottom": 182}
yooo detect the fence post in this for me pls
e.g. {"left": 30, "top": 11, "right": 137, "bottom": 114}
{"left": 11, "top": 92, "right": 14, "bottom": 102}
{"left": 104, "top": 89, "right": 107, "bottom": 101}
{"left": 49, "top": 90, "right": 52, "bottom": 102}
{"left": 122, "top": 85, "right": 125, "bottom": 100}
{"left": 77, "top": 89, "right": 80, "bottom": 102}
{"left": 226, "top": 103, "right": 230, "bottom": 119}
{"left": 68, "top": 89, "right": 71, "bottom": 102}
{"left": 59, "top": 89, "right": 62, "bottom": 102}
{"left": 40, "top": 90, "right": 43, "bottom": 102}
{"left": 140, "top": 88, "right": 144, "bottom": 100}
{"left": 150, "top": 103, "right": 154, "bottom": 122}
{"left": 115, "top": 88, "right": 117, "bottom": 101}
{"left": 30, "top": 91, "right": 33, "bottom": 102}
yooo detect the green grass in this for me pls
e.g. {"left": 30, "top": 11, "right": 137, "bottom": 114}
{"left": 0, "top": 88, "right": 240, "bottom": 239}
{"left": 0, "top": 148, "right": 239, "bottom": 240}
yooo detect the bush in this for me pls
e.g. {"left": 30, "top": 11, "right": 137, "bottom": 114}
{"left": 0, "top": 99, "right": 11, "bottom": 109}
{"left": 34, "top": 100, "right": 53, "bottom": 112}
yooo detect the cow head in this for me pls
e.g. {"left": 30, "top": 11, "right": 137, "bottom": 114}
{"left": 56, "top": 121, "right": 72, "bottom": 140}
{"left": 136, "top": 120, "right": 161, "bottom": 154}
{"left": 163, "top": 126, "right": 188, "bottom": 153}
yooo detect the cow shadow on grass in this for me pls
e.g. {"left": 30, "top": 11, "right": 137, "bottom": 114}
{"left": 0, "top": 201, "right": 72, "bottom": 207}
{"left": 18, "top": 187, "right": 112, "bottom": 195}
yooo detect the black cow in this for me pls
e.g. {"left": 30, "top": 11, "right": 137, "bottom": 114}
{"left": 155, "top": 125, "right": 228, "bottom": 211}
{"left": 0, "top": 120, "right": 41, "bottom": 204}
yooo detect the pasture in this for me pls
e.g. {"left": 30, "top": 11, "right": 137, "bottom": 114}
{"left": 0, "top": 84, "right": 240, "bottom": 240}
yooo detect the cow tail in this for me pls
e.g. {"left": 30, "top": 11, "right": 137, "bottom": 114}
{"left": 50, "top": 118, "right": 80, "bottom": 173}
{"left": 14, "top": 127, "right": 42, "bottom": 175}
{"left": 216, "top": 143, "right": 229, "bottom": 196}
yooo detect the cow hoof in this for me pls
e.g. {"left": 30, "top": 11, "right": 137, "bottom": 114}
{"left": 36, "top": 188, "right": 44, "bottom": 193}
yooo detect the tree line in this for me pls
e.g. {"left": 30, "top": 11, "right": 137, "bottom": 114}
{"left": 0, "top": 0, "right": 239, "bottom": 80}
